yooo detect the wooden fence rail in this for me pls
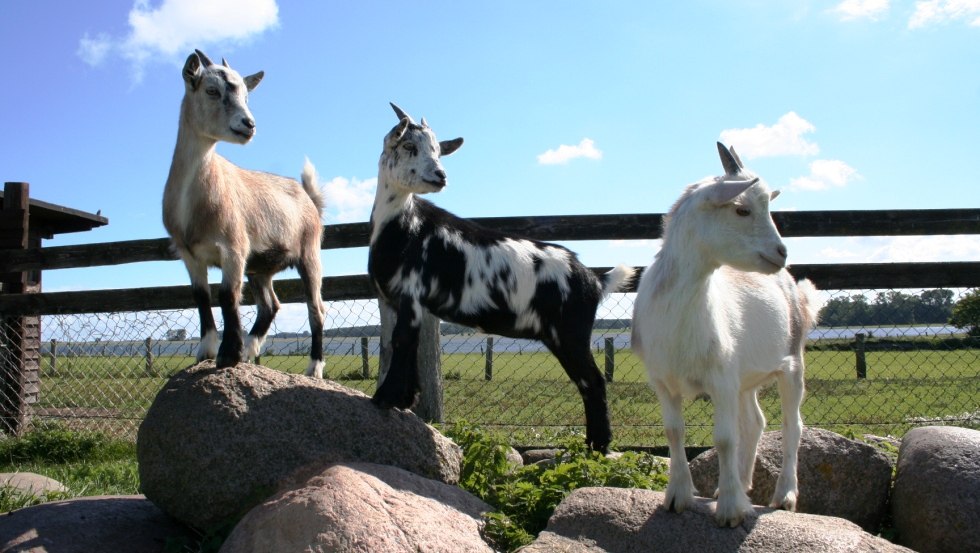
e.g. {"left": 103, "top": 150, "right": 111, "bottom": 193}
{"left": 0, "top": 208, "right": 978, "bottom": 317}
{"left": 2, "top": 209, "right": 979, "bottom": 274}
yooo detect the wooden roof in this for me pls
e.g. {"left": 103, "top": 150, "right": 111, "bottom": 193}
{"left": 0, "top": 190, "right": 108, "bottom": 238}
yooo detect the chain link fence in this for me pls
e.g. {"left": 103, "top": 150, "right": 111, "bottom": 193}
{"left": 2, "top": 288, "right": 977, "bottom": 446}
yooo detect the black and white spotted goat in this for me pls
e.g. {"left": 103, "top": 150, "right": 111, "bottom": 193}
{"left": 369, "top": 104, "right": 634, "bottom": 453}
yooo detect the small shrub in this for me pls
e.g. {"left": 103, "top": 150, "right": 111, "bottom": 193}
{"left": 445, "top": 422, "right": 668, "bottom": 551}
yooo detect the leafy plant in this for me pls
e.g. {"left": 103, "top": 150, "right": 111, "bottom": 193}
{"left": 445, "top": 422, "right": 668, "bottom": 551}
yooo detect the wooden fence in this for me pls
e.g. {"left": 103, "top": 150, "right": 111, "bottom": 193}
{"left": 1, "top": 207, "right": 979, "bottom": 431}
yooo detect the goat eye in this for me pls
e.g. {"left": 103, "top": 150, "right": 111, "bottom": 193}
{"left": 735, "top": 207, "right": 751, "bottom": 217}
{"left": 206, "top": 87, "right": 220, "bottom": 98}
{"left": 402, "top": 143, "right": 417, "bottom": 153}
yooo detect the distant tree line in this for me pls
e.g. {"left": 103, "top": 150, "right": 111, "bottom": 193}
{"left": 819, "top": 289, "right": 956, "bottom": 327}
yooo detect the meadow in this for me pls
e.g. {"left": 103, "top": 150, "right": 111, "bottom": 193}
{"left": 35, "top": 342, "right": 980, "bottom": 448}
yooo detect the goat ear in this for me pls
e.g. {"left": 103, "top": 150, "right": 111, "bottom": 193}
{"left": 390, "top": 102, "right": 414, "bottom": 124}
{"left": 244, "top": 71, "right": 264, "bottom": 92}
{"left": 221, "top": 57, "right": 230, "bottom": 68}
{"left": 717, "top": 142, "right": 742, "bottom": 176}
{"left": 440, "top": 137, "right": 464, "bottom": 157}
{"left": 183, "top": 52, "right": 204, "bottom": 90}
{"left": 770, "top": 189, "right": 781, "bottom": 201}
{"left": 194, "top": 49, "right": 215, "bottom": 67}
{"left": 420, "top": 116, "right": 428, "bottom": 128}
{"left": 709, "top": 178, "right": 759, "bottom": 206}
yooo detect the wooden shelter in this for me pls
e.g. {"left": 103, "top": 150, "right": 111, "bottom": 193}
{"left": 0, "top": 182, "right": 107, "bottom": 434}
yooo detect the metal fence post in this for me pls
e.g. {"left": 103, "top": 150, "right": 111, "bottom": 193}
{"left": 855, "top": 332, "right": 867, "bottom": 379}
{"left": 604, "top": 337, "right": 615, "bottom": 382}
{"left": 485, "top": 337, "right": 494, "bottom": 381}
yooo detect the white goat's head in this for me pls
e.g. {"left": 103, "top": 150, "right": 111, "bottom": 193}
{"left": 380, "top": 103, "right": 464, "bottom": 195}
{"left": 181, "top": 49, "right": 264, "bottom": 145}
{"left": 666, "top": 142, "right": 787, "bottom": 274}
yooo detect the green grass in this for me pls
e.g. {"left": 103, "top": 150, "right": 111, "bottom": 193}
{"left": 34, "top": 343, "right": 980, "bottom": 446}
{"left": 0, "top": 422, "right": 139, "bottom": 513}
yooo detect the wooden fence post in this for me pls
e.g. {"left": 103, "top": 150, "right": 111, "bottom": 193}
{"left": 48, "top": 339, "right": 57, "bottom": 377}
{"left": 378, "top": 302, "right": 443, "bottom": 422}
{"left": 855, "top": 332, "right": 867, "bottom": 379}
{"left": 144, "top": 337, "right": 155, "bottom": 376}
{"left": 485, "top": 337, "right": 494, "bottom": 381}
{"left": 361, "top": 336, "right": 370, "bottom": 378}
{"left": 0, "top": 182, "right": 32, "bottom": 436}
{"left": 604, "top": 337, "right": 615, "bottom": 382}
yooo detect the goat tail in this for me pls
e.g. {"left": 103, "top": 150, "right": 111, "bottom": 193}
{"left": 599, "top": 264, "right": 636, "bottom": 297}
{"left": 301, "top": 157, "right": 325, "bottom": 215}
{"left": 796, "top": 278, "right": 823, "bottom": 330}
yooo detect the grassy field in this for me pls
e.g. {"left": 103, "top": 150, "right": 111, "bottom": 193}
{"left": 32, "top": 340, "right": 979, "bottom": 447}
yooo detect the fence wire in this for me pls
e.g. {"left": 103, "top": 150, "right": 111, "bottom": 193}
{"left": 1, "top": 288, "right": 977, "bottom": 446}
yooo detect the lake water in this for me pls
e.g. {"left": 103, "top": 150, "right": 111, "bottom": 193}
{"left": 43, "top": 325, "right": 959, "bottom": 357}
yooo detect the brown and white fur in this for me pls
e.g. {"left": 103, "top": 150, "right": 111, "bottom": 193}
{"left": 631, "top": 143, "right": 821, "bottom": 527}
{"left": 162, "top": 49, "right": 325, "bottom": 376}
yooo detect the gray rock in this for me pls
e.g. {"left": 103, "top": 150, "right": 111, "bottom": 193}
{"left": 517, "top": 487, "right": 911, "bottom": 553}
{"left": 522, "top": 448, "right": 561, "bottom": 465}
{"left": 137, "top": 362, "right": 462, "bottom": 529}
{"left": 0, "top": 495, "right": 192, "bottom": 553}
{"left": 690, "top": 427, "right": 892, "bottom": 531}
{"left": 219, "top": 462, "right": 493, "bottom": 553}
{"left": 891, "top": 425, "right": 980, "bottom": 553}
{"left": 0, "top": 473, "right": 67, "bottom": 498}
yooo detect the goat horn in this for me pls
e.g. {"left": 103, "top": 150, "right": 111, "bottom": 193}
{"left": 194, "top": 49, "right": 215, "bottom": 67}
{"left": 729, "top": 146, "right": 745, "bottom": 169}
{"left": 717, "top": 142, "right": 742, "bottom": 176}
{"left": 390, "top": 102, "right": 412, "bottom": 122}
{"left": 221, "top": 57, "right": 230, "bottom": 68}
{"left": 420, "top": 116, "right": 428, "bottom": 128}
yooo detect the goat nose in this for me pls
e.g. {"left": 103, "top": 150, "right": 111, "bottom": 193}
{"left": 777, "top": 244, "right": 788, "bottom": 259}
{"left": 242, "top": 117, "right": 255, "bottom": 130}
{"left": 434, "top": 169, "right": 447, "bottom": 181}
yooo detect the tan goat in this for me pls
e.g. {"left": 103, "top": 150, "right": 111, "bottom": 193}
{"left": 162, "top": 49, "right": 325, "bottom": 376}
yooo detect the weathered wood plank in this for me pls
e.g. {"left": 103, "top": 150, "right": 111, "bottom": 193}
{"left": 1, "top": 262, "right": 978, "bottom": 317}
{"left": 2, "top": 209, "right": 978, "bottom": 273}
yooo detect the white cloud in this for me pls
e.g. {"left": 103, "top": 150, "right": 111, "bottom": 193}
{"left": 790, "top": 159, "right": 861, "bottom": 191}
{"left": 321, "top": 176, "right": 376, "bottom": 224}
{"left": 537, "top": 138, "right": 603, "bottom": 165}
{"left": 719, "top": 112, "right": 819, "bottom": 159}
{"left": 830, "top": 0, "right": 891, "bottom": 21}
{"left": 78, "top": 0, "right": 279, "bottom": 81}
{"left": 909, "top": 0, "right": 980, "bottom": 28}
{"left": 867, "top": 235, "right": 980, "bottom": 262}
{"left": 77, "top": 33, "right": 113, "bottom": 66}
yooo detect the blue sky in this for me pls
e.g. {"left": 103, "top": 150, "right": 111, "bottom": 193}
{"left": 2, "top": 0, "right": 979, "bottom": 330}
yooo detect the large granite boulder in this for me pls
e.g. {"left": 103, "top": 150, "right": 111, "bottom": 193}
{"left": 137, "top": 362, "right": 462, "bottom": 529}
{"left": 891, "top": 425, "right": 980, "bottom": 553}
{"left": 517, "top": 487, "right": 911, "bottom": 553}
{"left": 690, "top": 428, "right": 893, "bottom": 531}
{"left": 219, "top": 462, "right": 493, "bottom": 553}
{"left": 0, "top": 495, "right": 192, "bottom": 553}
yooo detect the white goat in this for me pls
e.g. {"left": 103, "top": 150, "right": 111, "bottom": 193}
{"left": 162, "top": 50, "right": 326, "bottom": 376}
{"left": 631, "top": 143, "right": 821, "bottom": 527}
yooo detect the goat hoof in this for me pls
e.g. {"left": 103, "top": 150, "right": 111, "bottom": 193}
{"left": 371, "top": 391, "right": 417, "bottom": 410}
{"left": 215, "top": 352, "right": 241, "bottom": 369}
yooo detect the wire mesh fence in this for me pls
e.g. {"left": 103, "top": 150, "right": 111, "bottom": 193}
{"left": 2, "top": 287, "right": 977, "bottom": 446}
